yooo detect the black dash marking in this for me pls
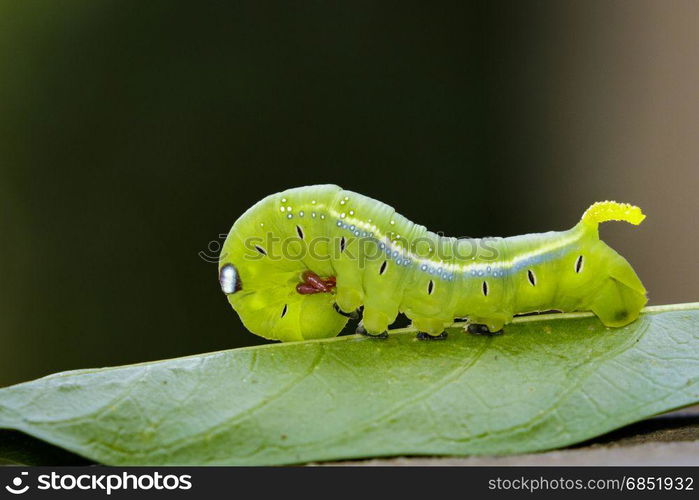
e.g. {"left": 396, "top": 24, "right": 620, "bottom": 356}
{"left": 575, "top": 255, "right": 584, "bottom": 273}
{"left": 281, "top": 304, "right": 288, "bottom": 318}
{"left": 340, "top": 237, "right": 346, "bottom": 252}
{"left": 482, "top": 280, "right": 489, "bottom": 296}
{"left": 427, "top": 279, "right": 435, "bottom": 295}
{"left": 255, "top": 245, "right": 267, "bottom": 256}
{"left": 379, "top": 260, "right": 388, "bottom": 275}
{"left": 296, "top": 225, "right": 304, "bottom": 240}
{"left": 527, "top": 269, "right": 536, "bottom": 286}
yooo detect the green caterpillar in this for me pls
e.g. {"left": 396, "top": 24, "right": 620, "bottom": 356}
{"left": 219, "top": 185, "right": 647, "bottom": 342}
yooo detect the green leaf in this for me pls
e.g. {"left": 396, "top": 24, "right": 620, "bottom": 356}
{"left": 0, "top": 304, "right": 698, "bottom": 465}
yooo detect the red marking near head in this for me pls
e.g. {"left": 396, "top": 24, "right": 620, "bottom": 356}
{"left": 297, "top": 270, "right": 336, "bottom": 295}
{"left": 296, "top": 283, "right": 322, "bottom": 294}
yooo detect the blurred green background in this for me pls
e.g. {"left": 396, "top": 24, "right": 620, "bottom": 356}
{"left": 0, "top": 1, "right": 697, "bottom": 387}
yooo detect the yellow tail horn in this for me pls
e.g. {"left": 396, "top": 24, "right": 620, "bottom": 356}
{"left": 582, "top": 201, "right": 646, "bottom": 226}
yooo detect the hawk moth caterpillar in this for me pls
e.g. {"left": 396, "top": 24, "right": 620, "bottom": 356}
{"left": 219, "top": 185, "right": 646, "bottom": 342}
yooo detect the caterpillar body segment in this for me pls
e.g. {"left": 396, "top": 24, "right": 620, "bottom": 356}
{"left": 219, "top": 185, "right": 647, "bottom": 341}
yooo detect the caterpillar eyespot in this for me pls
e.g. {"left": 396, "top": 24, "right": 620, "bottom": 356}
{"left": 219, "top": 185, "right": 647, "bottom": 342}
{"left": 218, "top": 264, "right": 241, "bottom": 294}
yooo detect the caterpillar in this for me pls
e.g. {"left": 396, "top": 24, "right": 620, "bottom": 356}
{"left": 218, "top": 185, "right": 647, "bottom": 342}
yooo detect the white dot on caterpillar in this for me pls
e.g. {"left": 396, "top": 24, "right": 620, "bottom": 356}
{"left": 320, "top": 215, "right": 325, "bottom": 219}
{"left": 349, "top": 210, "right": 354, "bottom": 216}
{"left": 279, "top": 207, "right": 285, "bottom": 213}
{"left": 286, "top": 206, "right": 292, "bottom": 212}
{"left": 311, "top": 212, "right": 316, "bottom": 218}
{"left": 340, "top": 213, "right": 346, "bottom": 218}
{"left": 299, "top": 211, "right": 304, "bottom": 217}
{"left": 259, "top": 222, "right": 264, "bottom": 227}
{"left": 311, "top": 200, "right": 316, "bottom": 204}
{"left": 340, "top": 200, "right": 346, "bottom": 205}
{"left": 281, "top": 198, "right": 287, "bottom": 203}
{"left": 287, "top": 214, "right": 293, "bottom": 219}
{"left": 390, "top": 220, "right": 395, "bottom": 225}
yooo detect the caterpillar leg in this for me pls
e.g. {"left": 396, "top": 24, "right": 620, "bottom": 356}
{"left": 362, "top": 306, "right": 393, "bottom": 336}
{"left": 333, "top": 303, "right": 359, "bottom": 319}
{"left": 335, "top": 280, "right": 363, "bottom": 314}
{"left": 467, "top": 323, "right": 504, "bottom": 336}
{"left": 416, "top": 331, "right": 448, "bottom": 341}
{"left": 355, "top": 320, "right": 388, "bottom": 339}
{"left": 411, "top": 317, "right": 447, "bottom": 336}
{"left": 589, "top": 277, "right": 647, "bottom": 327}
{"left": 359, "top": 329, "right": 389, "bottom": 339}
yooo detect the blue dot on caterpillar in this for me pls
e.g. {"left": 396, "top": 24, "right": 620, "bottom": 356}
{"left": 218, "top": 185, "right": 646, "bottom": 343}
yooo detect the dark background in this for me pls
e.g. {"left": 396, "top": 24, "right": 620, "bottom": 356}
{"left": 1, "top": 1, "right": 697, "bottom": 387}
